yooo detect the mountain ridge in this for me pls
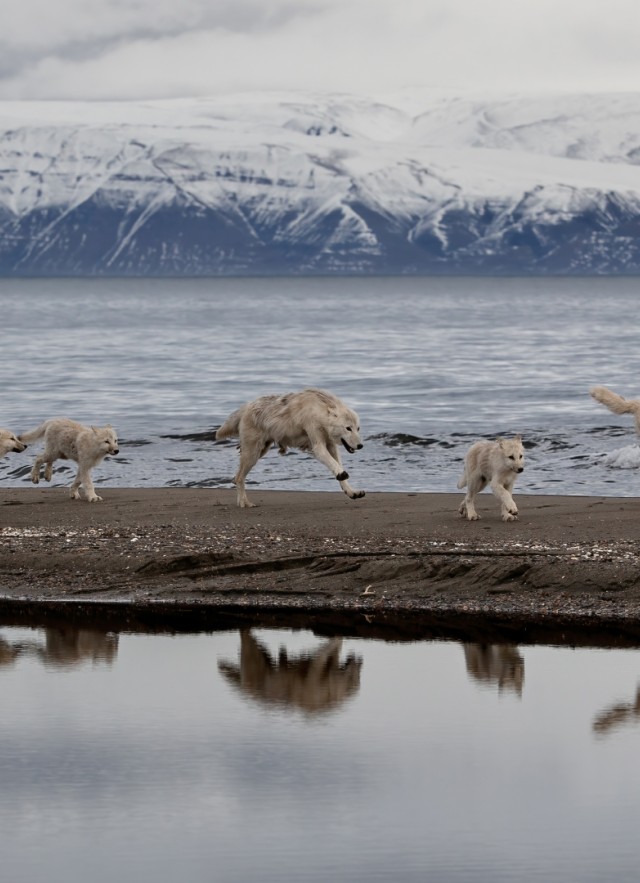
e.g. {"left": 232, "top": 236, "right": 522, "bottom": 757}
{"left": 2, "top": 90, "right": 640, "bottom": 275}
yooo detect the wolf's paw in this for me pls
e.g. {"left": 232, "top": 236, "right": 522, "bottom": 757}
{"left": 238, "top": 500, "right": 257, "bottom": 509}
{"left": 502, "top": 512, "right": 518, "bottom": 522}
{"left": 349, "top": 489, "right": 365, "bottom": 499}
{"left": 87, "top": 494, "right": 103, "bottom": 503}
{"left": 30, "top": 474, "right": 40, "bottom": 485}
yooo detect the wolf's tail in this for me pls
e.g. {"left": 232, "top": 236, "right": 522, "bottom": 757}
{"left": 215, "top": 407, "right": 245, "bottom": 440}
{"left": 18, "top": 421, "right": 50, "bottom": 444}
{"left": 590, "top": 386, "right": 640, "bottom": 425}
{"left": 456, "top": 469, "right": 467, "bottom": 490}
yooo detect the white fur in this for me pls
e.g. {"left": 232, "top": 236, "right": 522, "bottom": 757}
{"left": 216, "top": 387, "right": 365, "bottom": 508}
{"left": 19, "top": 418, "right": 119, "bottom": 502}
{"left": 457, "top": 435, "right": 525, "bottom": 522}
{"left": 0, "top": 428, "right": 27, "bottom": 458}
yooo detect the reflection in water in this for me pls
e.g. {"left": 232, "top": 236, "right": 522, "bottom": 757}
{"left": 463, "top": 643, "right": 525, "bottom": 696}
{"left": 593, "top": 685, "right": 640, "bottom": 737}
{"left": 0, "top": 627, "right": 118, "bottom": 668}
{"left": 2, "top": 626, "right": 640, "bottom": 882}
{"left": 218, "top": 629, "right": 362, "bottom": 715}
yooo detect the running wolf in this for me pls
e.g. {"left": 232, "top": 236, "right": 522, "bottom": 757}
{"left": 216, "top": 388, "right": 365, "bottom": 508}
{"left": 457, "top": 435, "right": 525, "bottom": 521}
{"left": 19, "top": 418, "right": 119, "bottom": 502}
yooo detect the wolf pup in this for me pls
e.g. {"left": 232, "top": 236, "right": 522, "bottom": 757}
{"left": 20, "top": 418, "right": 119, "bottom": 502}
{"left": 457, "top": 435, "right": 525, "bottom": 522}
{"left": 0, "top": 429, "right": 27, "bottom": 458}
{"left": 216, "top": 387, "right": 365, "bottom": 508}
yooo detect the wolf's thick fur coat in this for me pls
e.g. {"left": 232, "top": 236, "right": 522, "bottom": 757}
{"left": 19, "top": 418, "right": 119, "bottom": 502}
{"left": 216, "top": 388, "right": 365, "bottom": 508}
{"left": 457, "top": 435, "right": 525, "bottom": 522}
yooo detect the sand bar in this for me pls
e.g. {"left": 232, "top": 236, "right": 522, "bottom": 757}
{"left": 1, "top": 487, "right": 640, "bottom": 645}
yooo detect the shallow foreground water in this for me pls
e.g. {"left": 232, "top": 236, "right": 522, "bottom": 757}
{"left": 2, "top": 624, "right": 640, "bottom": 883}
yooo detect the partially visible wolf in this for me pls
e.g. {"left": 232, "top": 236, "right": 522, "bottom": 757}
{"left": 590, "top": 385, "right": 640, "bottom": 432}
{"left": 457, "top": 435, "right": 525, "bottom": 521}
{"left": 216, "top": 388, "right": 365, "bottom": 507}
{"left": 19, "top": 418, "right": 119, "bottom": 502}
{"left": 0, "top": 429, "right": 27, "bottom": 458}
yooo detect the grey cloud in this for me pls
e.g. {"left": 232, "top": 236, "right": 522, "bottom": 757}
{"left": 0, "top": 0, "right": 326, "bottom": 89}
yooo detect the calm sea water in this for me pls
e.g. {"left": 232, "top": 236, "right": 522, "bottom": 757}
{"left": 1, "top": 275, "right": 640, "bottom": 494}
{"left": 1, "top": 625, "right": 640, "bottom": 883}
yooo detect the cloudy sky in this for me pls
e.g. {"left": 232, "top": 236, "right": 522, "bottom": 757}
{"left": 2, "top": 0, "right": 640, "bottom": 101}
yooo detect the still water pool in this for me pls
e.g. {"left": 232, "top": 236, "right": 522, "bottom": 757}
{"left": 1, "top": 624, "right": 639, "bottom": 883}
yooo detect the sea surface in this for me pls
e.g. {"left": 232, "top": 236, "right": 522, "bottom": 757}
{"left": 1, "top": 275, "right": 640, "bottom": 495}
{"left": 2, "top": 625, "right": 640, "bottom": 883}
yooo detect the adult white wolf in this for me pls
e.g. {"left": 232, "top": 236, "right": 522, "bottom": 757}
{"left": 457, "top": 435, "right": 525, "bottom": 522}
{"left": 216, "top": 388, "right": 365, "bottom": 508}
{"left": 590, "top": 385, "right": 640, "bottom": 432}
{"left": 0, "top": 429, "right": 27, "bottom": 458}
{"left": 19, "top": 418, "right": 119, "bottom": 502}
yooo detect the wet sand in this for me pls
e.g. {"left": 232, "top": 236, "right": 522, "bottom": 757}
{"left": 1, "top": 487, "right": 640, "bottom": 644}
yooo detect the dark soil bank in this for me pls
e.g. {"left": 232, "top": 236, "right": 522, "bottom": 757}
{"left": 2, "top": 488, "right": 640, "bottom": 645}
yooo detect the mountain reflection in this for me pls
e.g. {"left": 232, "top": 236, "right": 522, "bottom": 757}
{"left": 0, "top": 627, "right": 118, "bottom": 668}
{"left": 218, "top": 629, "right": 362, "bottom": 716}
{"left": 463, "top": 643, "right": 525, "bottom": 696}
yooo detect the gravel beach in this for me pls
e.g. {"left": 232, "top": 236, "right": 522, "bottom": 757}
{"left": 1, "top": 487, "right": 640, "bottom": 644}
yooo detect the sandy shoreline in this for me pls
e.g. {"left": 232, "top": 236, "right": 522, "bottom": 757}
{"left": 1, "top": 487, "right": 640, "bottom": 643}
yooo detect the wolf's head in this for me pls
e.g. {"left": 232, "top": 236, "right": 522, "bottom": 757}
{"left": 92, "top": 425, "right": 120, "bottom": 457}
{"left": 498, "top": 435, "right": 525, "bottom": 474}
{"left": 328, "top": 407, "right": 363, "bottom": 454}
{"left": 0, "top": 429, "right": 27, "bottom": 457}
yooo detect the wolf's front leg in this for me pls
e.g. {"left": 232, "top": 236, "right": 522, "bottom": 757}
{"left": 315, "top": 441, "right": 365, "bottom": 500}
{"left": 491, "top": 480, "right": 518, "bottom": 521}
{"left": 73, "top": 466, "right": 102, "bottom": 502}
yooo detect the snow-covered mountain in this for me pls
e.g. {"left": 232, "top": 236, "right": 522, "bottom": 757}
{"left": 2, "top": 89, "right": 640, "bottom": 275}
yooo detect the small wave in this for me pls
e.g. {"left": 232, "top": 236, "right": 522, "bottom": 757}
{"left": 160, "top": 430, "right": 217, "bottom": 442}
{"left": 371, "top": 433, "right": 453, "bottom": 448}
{"left": 603, "top": 444, "right": 640, "bottom": 470}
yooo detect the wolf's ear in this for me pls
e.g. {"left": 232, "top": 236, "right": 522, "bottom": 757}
{"left": 91, "top": 426, "right": 98, "bottom": 433}
{"left": 496, "top": 437, "right": 504, "bottom": 445}
{"left": 514, "top": 433, "right": 522, "bottom": 441}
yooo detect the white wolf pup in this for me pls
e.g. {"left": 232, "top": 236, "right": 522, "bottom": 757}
{"left": 216, "top": 387, "right": 365, "bottom": 508}
{"left": 590, "top": 386, "right": 640, "bottom": 432}
{"left": 19, "top": 418, "right": 119, "bottom": 502}
{"left": 0, "top": 429, "right": 27, "bottom": 458}
{"left": 457, "top": 435, "right": 525, "bottom": 522}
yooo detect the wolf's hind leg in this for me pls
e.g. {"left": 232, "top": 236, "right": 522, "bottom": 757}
{"left": 234, "top": 438, "right": 267, "bottom": 508}
{"left": 30, "top": 454, "right": 45, "bottom": 484}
